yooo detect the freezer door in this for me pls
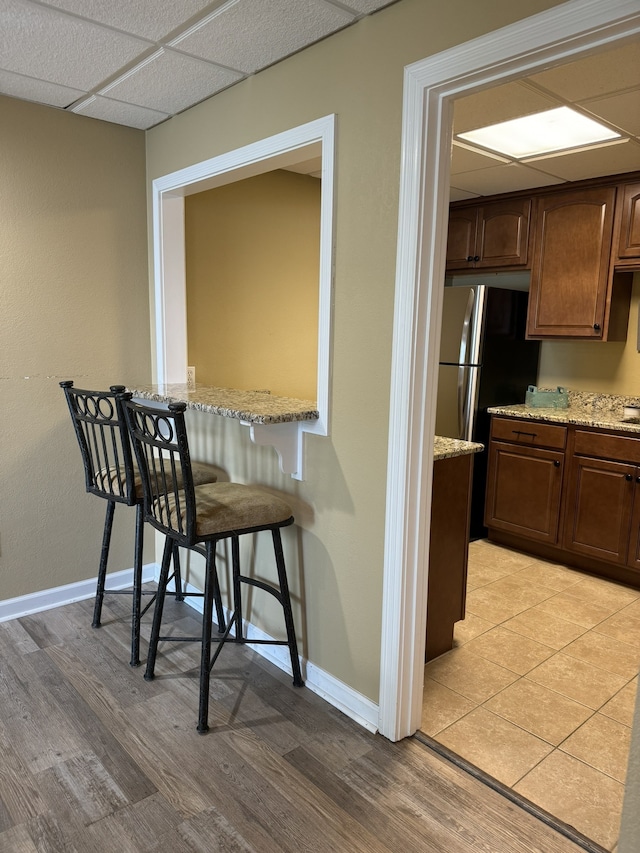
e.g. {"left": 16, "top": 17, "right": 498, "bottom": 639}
{"left": 435, "top": 363, "right": 480, "bottom": 440}
{"left": 439, "top": 285, "right": 482, "bottom": 365}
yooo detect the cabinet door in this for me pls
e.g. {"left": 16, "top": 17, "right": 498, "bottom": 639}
{"left": 485, "top": 441, "right": 564, "bottom": 543}
{"left": 563, "top": 455, "right": 634, "bottom": 565}
{"left": 526, "top": 187, "right": 616, "bottom": 338}
{"left": 617, "top": 181, "right": 640, "bottom": 261}
{"left": 627, "top": 475, "right": 640, "bottom": 572}
{"left": 446, "top": 208, "right": 478, "bottom": 270}
{"left": 476, "top": 198, "right": 531, "bottom": 268}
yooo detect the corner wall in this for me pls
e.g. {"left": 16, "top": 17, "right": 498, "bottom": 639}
{"left": 0, "top": 95, "right": 150, "bottom": 600}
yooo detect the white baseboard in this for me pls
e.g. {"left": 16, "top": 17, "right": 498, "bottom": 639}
{"left": 0, "top": 566, "right": 380, "bottom": 734}
{"left": 0, "top": 564, "right": 157, "bottom": 623}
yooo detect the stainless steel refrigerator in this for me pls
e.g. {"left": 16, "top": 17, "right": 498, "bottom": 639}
{"left": 436, "top": 279, "right": 540, "bottom": 538}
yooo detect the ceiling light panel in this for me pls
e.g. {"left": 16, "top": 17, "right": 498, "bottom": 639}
{"left": 171, "top": 0, "right": 355, "bottom": 74}
{"left": 457, "top": 107, "right": 621, "bottom": 159}
{"left": 0, "top": 0, "right": 151, "bottom": 90}
{"left": 100, "top": 49, "right": 243, "bottom": 115}
{"left": 39, "top": 0, "right": 217, "bottom": 42}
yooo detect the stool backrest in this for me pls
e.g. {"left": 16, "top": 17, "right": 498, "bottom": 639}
{"left": 122, "top": 398, "right": 197, "bottom": 544}
{"left": 60, "top": 381, "right": 137, "bottom": 506}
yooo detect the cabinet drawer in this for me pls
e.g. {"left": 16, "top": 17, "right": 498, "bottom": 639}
{"left": 491, "top": 417, "right": 567, "bottom": 450}
{"left": 573, "top": 429, "right": 640, "bottom": 464}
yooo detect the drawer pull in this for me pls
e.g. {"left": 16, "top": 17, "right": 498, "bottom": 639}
{"left": 626, "top": 473, "right": 633, "bottom": 481}
{"left": 553, "top": 460, "right": 560, "bottom": 467}
{"left": 512, "top": 429, "right": 537, "bottom": 439}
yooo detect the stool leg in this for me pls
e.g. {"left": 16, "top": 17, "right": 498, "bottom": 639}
{"left": 93, "top": 500, "right": 115, "bottom": 629}
{"left": 144, "top": 536, "right": 173, "bottom": 682}
{"left": 197, "top": 540, "right": 217, "bottom": 734}
{"left": 231, "top": 535, "right": 242, "bottom": 639}
{"left": 171, "top": 543, "right": 184, "bottom": 601}
{"left": 272, "top": 528, "right": 304, "bottom": 688}
{"left": 130, "top": 503, "right": 144, "bottom": 667}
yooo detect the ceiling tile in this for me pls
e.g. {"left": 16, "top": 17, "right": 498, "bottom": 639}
{"left": 0, "top": 0, "right": 152, "bottom": 90}
{"left": 40, "top": 0, "right": 218, "bottom": 41}
{"left": 330, "top": 0, "right": 395, "bottom": 11}
{"left": 451, "top": 142, "right": 510, "bottom": 174}
{"left": 451, "top": 163, "right": 565, "bottom": 196}
{"left": 580, "top": 90, "right": 640, "bottom": 137}
{"left": 0, "top": 68, "right": 85, "bottom": 108}
{"left": 449, "top": 187, "right": 481, "bottom": 202}
{"left": 525, "top": 139, "right": 640, "bottom": 183}
{"left": 70, "top": 94, "right": 169, "bottom": 129}
{"left": 101, "top": 48, "right": 243, "bottom": 114}
{"left": 453, "top": 81, "right": 558, "bottom": 134}
{"left": 171, "top": 0, "right": 355, "bottom": 74}
{"left": 528, "top": 41, "right": 640, "bottom": 102}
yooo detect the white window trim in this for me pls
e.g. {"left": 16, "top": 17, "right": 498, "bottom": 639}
{"left": 151, "top": 114, "right": 336, "bottom": 444}
{"left": 379, "top": 0, "right": 640, "bottom": 741}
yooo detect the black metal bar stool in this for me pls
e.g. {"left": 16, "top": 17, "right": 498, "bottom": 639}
{"left": 122, "top": 395, "right": 304, "bottom": 733}
{"left": 60, "top": 381, "right": 219, "bottom": 666}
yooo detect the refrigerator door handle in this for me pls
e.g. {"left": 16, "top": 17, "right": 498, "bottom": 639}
{"left": 458, "top": 288, "right": 475, "bottom": 366}
{"left": 457, "top": 365, "right": 467, "bottom": 439}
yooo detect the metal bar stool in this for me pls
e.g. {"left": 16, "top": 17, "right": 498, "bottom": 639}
{"left": 122, "top": 395, "right": 304, "bottom": 733}
{"left": 60, "top": 381, "right": 220, "bottom": 666}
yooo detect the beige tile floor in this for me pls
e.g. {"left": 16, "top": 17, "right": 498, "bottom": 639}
{"left": 421, "top": 539, "right": 640, "bottom": 852}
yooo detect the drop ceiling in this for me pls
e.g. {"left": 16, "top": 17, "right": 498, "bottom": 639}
{"left": 1, "top": 1, "right": 639, "bottom": 198}
{"left": 0, "top": 0, "right": 397, "bottom": 130}
{"left": 450, "top": 39, "right": 640, "bottom": 200}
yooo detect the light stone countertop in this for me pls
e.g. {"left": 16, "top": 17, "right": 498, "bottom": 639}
{"left": 126, "top": 384, "right": 319, "bottom": 425}
{"left": 433, "top": 436, "right": 484, "bottom": 460}
{"left": 488, "top": 390, "right": 640, "bottom": 434}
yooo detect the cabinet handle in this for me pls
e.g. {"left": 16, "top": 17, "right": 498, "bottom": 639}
{"left": 626, "top": 473, "right": 633, "bottom": 481}
{"left": 593, "top": 323, "right": 601, "bottom": 331}
{"left": 512, "top": 429, "right": 537, "bottom": 439}
{"left": 636, "top": 476, "right": 640, "bottom": 483}
{"left": 553, "top": 460, "right": 560, "bottom": 468}
{"left": 473, "top": 255, "right": 480, "bottom": 262}
{"left": 466, "top": 256, "right": 474, "bottom": 262}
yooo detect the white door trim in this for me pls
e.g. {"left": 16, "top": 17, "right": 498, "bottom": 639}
{"left": 379, "top": 0, "right": 640, "bottom": 741}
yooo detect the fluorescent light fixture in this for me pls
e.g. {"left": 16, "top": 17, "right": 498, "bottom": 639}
{"left": 457, "top": 106, "right": 621, "bottom": 159}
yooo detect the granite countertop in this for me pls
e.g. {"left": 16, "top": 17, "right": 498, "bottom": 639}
{"left": 126, "top": 384, "right": 319, "bottom": 425}
{"left": 434, "top": 436, "right": 484, "bottom": 460}
{"left": 489, "top": 390, "right": 640, "bottom": 434}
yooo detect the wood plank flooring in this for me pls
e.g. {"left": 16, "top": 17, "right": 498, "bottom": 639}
{"left": 0, "top": 589, "right": 589, "bottom": 852}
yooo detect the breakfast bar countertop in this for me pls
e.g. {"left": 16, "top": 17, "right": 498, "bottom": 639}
{"left": 433, "top": 436, "right": 484, "bottom": 460}
{"left": 126, "top": 384, "right": 320, "bottom": 425}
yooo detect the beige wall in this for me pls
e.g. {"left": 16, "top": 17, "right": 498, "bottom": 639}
{"left": 1, "top": 95, "right": 150, "bottom": 600}
{"left": 146, "top": 0, "right": 567, "bottom": 701}
{"left": 185, "top": 170, "right": 320, "bottom": 400}
{"left": 539, "top": 273, "right": 640, "bottom": 394}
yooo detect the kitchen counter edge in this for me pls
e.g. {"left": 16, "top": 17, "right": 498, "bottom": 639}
{"left": 434, "top": 436, "right": 484, "bottom": 461}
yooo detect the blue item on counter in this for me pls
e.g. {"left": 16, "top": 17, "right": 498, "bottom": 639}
{"left": 525, "top": 385, "right": 569, "bottom": 408}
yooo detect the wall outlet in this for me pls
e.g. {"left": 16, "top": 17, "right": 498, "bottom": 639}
{"left": 187, "top": 366, "right": 196, "bottom": 389}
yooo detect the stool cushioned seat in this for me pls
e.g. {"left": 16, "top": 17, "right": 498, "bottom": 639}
{"left": 98, "top": 460, "right": 219, "bottom": 501}
{"left": 159, "top": 482, "right": 293, "bottom": 537}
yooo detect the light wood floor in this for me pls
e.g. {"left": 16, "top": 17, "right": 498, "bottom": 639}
{"left": 422, "top": 540, "right": 640, "bottom": 852}
{"left": 0, "top": 586, "right": 590, "bottom": 852}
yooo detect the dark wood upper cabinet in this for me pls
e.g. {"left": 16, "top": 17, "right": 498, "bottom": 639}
{"left": 526, "top": 186, "right": 617, "bottom": 339}
{"left": 446, "top": 198, "right": 531, "bottom": 271}
{"left": 616, "top": 181, "right": 640, "bottom": 262}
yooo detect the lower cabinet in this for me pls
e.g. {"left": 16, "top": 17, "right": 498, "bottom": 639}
{"left": 485, "top": 442, "right": 564, "bottom": 544}
{"left": 563, "top": 455, "right": 635, "bottom": 565}
{"left": 426, "top": 453, "right": 473, "bottom": 661}
{"left": 485, "top": 416, "right": 640, "bottom": 584}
